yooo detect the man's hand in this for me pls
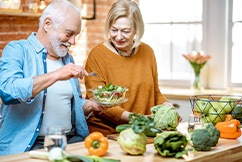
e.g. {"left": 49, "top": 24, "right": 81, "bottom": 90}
{"left": 55, "top": 63, "right": 89, "bottom": 80}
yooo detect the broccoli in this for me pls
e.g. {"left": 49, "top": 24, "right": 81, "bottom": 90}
{"left": 191, "top": 123, "right": 220, "bottom": 151}
{"left": 191, "top": 129, "right": 213, "bottom": 151}
{"left": 203, "top": 123, "right": 220, "bottom": 146}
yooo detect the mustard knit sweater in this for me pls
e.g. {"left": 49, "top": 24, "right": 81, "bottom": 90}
{"left": 84, "top": 42, "right": 168, "bottom": 136}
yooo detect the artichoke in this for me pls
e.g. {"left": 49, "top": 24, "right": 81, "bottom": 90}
{"left": 117, "top": 128, "right": 147, "bottom": 155}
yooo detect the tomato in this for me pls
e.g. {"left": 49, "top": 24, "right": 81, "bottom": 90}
{"left": 112, "top": 92, "right": 123, "bottom": 98}
{"left": 102, "top": 93, "right": 107, "bottom": 96}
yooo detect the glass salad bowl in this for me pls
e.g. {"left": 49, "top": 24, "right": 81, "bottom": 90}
{"left": 90, "top": 83, "right": 128, "bottom": 106}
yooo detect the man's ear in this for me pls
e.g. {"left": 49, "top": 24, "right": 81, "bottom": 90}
{"left": 43, "top": 17, "right": 52, "bottom": 31}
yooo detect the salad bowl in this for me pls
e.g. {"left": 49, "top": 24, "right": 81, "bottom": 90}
{"left": 90, "top": 83, "right": 128, "bottom": 106}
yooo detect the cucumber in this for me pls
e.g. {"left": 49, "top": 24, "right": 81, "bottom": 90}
{"left": 116, "top": 124, "right": 132, "bottom": 133}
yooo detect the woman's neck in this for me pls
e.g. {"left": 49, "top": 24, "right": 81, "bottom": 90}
{"left": 109, "top": 40, "right": 135, "bottom": 57}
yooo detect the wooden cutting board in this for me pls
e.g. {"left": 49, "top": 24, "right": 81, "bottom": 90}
{"left": 107, "top": 134, "right": 154, "bottom": 144}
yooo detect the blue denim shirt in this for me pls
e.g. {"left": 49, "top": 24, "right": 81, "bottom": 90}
{"left": 0, "top": 33, "right": 89, "bottom": 156}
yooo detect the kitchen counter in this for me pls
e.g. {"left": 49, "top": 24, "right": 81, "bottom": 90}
{"left": 160, "top": 86, "right": 242, "bottom": 100}
{"left": 1, "top": 122, "right": 242, "bottom": 162}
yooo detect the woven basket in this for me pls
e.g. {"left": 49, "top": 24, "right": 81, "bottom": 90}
{"left": 189, "top": 95, "right": 242, "bottom": 124}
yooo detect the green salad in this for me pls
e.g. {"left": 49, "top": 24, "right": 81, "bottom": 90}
{"left": 92, "top": 83, "right": 127, "bottom": 104}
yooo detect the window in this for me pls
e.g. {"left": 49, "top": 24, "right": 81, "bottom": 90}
{"left": 229, "top": 0, "right": 242, "bottom": 86}
{"left": 139, "top": 0, "right": 242, "bottom": 89}
{"left": 139, "top": 0, "right": 203, "bottom": 88}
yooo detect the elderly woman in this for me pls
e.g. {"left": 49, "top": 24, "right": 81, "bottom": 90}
{"left": 85, "top": 0, "right": 182, "bottom": 136}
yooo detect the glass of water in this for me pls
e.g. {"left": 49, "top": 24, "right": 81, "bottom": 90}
{"left": 44, "top": 127, "right": 67, "bottom": 152}
{"left": 188, "top": 113, "right": 205, "bottom": 133}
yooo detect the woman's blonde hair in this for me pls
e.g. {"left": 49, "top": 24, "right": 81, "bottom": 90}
{"left": 104, "top": 0, "right": 144, "bottom": 48}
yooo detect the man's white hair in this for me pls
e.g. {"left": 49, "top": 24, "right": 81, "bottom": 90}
{"left": 39, "top": 0, "right": 81, "bottom": 28}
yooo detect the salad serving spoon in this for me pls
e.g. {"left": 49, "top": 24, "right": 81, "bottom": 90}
{"left": 89, "top": 72, "right": 99, "bottom": 77}
{"left": 87, "top": 72, "right": 106, "bottom": 82}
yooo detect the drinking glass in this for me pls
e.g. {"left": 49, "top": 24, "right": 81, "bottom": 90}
{"left": 44, "top": 127, "right": 67, "bottom": 152}
{"left": 187, "top": 113, "right": 204, "bottom": 133}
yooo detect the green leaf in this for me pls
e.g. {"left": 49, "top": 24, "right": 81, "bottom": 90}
{"left": 128, "top": 113, "right": 161, "bottom": 136}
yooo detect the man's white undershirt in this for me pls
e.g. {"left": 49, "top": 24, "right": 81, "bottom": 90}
{"left": 39, "top": 58, "right": 73, "bottom": 136}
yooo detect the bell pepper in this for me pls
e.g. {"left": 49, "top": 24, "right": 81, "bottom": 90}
{"left": 84, "top": 132, "right": 109, "bottom": 156}
{"left": 215, "top": 119, "right": 242, "bottom": 139}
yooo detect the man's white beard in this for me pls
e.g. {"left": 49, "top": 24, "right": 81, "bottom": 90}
{"left": 49, "top": 32, "right": 70, "bottom": 57}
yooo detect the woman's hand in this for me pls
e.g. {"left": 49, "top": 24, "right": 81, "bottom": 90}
{"left": 178, "top": 115, "right": 183, "bottom": 122}
{"left": 92, "top": 103, "right": 108, "bottom": 112}
{"left": 120, "top": 111, "right": 132, "bottom": 123}
{"left": 83, "top": 100, "right": 109, "bottom": 116}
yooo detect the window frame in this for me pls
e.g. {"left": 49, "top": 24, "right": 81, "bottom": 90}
{"left": 227, "top": 0, "right": 242, "bottom": 88}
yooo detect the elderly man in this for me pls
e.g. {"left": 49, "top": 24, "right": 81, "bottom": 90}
{"left": 0, "top": 0, "right": 103, "bottom": 155}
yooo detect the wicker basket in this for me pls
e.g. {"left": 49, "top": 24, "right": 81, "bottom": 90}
{"left": 189, "top": 95, "right": 242, "bottom": 124}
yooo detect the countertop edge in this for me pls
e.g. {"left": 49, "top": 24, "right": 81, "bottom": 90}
{"left": 160, "top": 86, "right": 242, "bottom": 100}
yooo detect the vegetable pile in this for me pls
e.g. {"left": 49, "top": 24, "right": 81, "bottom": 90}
{"left": 29, "top": 97, "right": 242, "bottom": 162}
{"left": 116, "top": 113, "right": 161, "bottom": 155}
{"left": 116, "top": 104, "right": 181, "bottom": 156}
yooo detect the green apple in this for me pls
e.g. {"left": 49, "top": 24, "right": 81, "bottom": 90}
{"left": 194, "top": 98, "right": 211, "bottom": 115}
{"left": 204, "top": 116, "right": 211, "bottom": 123}
{"left": 200, "top": 115, "right": 211, "bottom": 123}
{"left": 208, "top": 102, "right": 226, "bottom": 124}
{"left": 210, "top": 101, "right": 223, "bottom": 112}
{"left": 219, "top": 96, "right": 235, "bottom": 114}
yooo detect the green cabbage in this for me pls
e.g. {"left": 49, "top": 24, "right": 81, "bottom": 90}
{"left": 152, "top": 105, "right": 179, "bottom": 130}
{"left": 117, "top": 128, "right": 147, "bottom": 155}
